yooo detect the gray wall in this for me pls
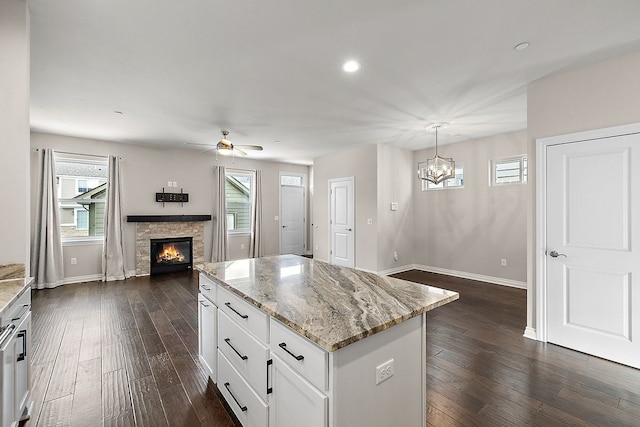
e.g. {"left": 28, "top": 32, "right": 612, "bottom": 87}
{"left": 0, "top": 0, "right": 30, "bottom": 269}
{"left": 413, "top": 131, "right": 528, "bottom": 284}
{"left": 376, "top": 145, "right": 415, "bottom": 272}
{"left": 526, "top": 49, "right": 640, "bottom": 334}
{"left": 30, "top": 132, "right": 310, "bottom": 280}
{"left": 313, "top": 144, "right": 378, "bottom": 272}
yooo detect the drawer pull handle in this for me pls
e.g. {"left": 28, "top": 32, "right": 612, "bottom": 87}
{"left": 11, "top": 304, "right": 30, "bottom": 322}
{"left": 224, "top": 382, "right": 247, "bottom": 412}
{"left": 279, "top": 342, "right": 304, "bottom": 361}
{"left": 224, "top": 338, "right": 248, "bottom": 361}
{"left": 199, "top": 301, "right": 210, "bottom": 308}
{"left": 17, "top": 330, "right": 27, "bottom": 362}
{"left": 201, "top": 285, "right": 211, "bottom": 291}
{"left": 225, "top": 302, "right": 248, "bottom": 319}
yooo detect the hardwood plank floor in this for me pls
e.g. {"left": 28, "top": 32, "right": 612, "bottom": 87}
{"left": 25, "top": 270, "right": 640, "bottom": 426}
{"left": 393, "top": 270, "right": 640, "bottom": 427}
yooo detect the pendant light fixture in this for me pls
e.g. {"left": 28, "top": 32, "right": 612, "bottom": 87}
{"left": 417, "top": 123, "right": 455, "bottom": 185}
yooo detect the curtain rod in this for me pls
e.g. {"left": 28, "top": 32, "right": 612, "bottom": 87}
{"left": 34, "top": 148, "right": 122, "bottom": 159}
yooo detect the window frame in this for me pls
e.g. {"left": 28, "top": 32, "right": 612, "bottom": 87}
{"left": 225, "top": 169, "right": 255, "bottom": 236}
{"left": 54, "top": 154, "right": 108, "bottom": 245}
{"left": 421, "top": 164, "right": 465, "bottom": 191}
{"left": 490, "top": 155, "right": 528, "bottom": 186}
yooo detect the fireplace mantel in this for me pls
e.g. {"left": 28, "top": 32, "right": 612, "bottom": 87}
{"left": 127, "top": 214, "right": 211, "bottom": 223}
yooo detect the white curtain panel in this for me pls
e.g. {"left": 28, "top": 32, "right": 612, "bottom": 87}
{"left": 250, "top": 169, "right": 263, "bottom": 258}
{"left": 102, "top": 155, "right": 127, "bottom": 281}
{"left": 212, "top": 165, "right": 228, "bottom": 262}
{"left": 31, "top": 148, "right": 64, "bottom": 289}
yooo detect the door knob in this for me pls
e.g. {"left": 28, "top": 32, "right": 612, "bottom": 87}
{"left": 548, "top": 250, "right": 567, "bottom": 258}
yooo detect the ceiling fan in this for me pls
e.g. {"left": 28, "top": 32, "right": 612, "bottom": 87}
{"left": 187, "top": 130, "right": 264, "bottom": 157}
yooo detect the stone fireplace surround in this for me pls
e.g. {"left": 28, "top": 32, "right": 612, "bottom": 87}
{"left": 127, "top": 215, "right": 211, "bottom": 276}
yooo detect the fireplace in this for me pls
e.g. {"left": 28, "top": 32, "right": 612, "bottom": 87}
{"left": 150, "top": 237, "right": 193, "bottom": 275}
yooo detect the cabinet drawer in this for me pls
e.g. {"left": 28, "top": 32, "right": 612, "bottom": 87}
{"left": 218, "top": 351, "right": 268, "bottom": 427}
{"left": 218, "top": 311, "right": 270, "bottom": 400}
{"left": 199, "top": 273, "right": 217, "bottom": 305}
{"left": 270, "top": 319, "right": 328, "bottom": 391}
{"left": 198, "top": 294, "right": 217, "bottom": 382}
{"left": 218, "top": 286, "right": 269, "bottom": 343}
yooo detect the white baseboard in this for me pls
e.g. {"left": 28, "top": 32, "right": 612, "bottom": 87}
{"left": 62, "top": 274, "right": 102, "bottom": 285}
{"left": 62, "top": 269, "right": 138, "bottom": 285}
{"left": 523, "top": 326, "right": 538, "bottom": 340}
{"left": 377, "top": 265, "right": 415, "bottom": 276}
{"left": 412, "top": 264, "right": 527, "bottom": 289}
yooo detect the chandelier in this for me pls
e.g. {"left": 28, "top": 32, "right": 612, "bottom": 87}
{"left": 417, "top": 124, "right": 455, "bottom": 185}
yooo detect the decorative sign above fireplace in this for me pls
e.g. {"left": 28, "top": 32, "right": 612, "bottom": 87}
{"left": 150, "top": 237, "right": 193, "bottom": 275}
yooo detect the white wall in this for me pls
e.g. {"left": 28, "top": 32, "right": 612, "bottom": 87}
{"left": 413, "top": 131, "right": 528, "bottom": 285}
{"left": 313, "top": 144, "right": 378, "bottom": 272}
{"left": 376, "top": 145, "right": 415, "bottom": 273}
{"left": 0, "top": 0, "right": 30, "bottom": 269}
{"left": 526, "top": 49, "right": 640, "bottom": 335}
{"left": 30, "top": 132, "right": 310, "bottom": 280}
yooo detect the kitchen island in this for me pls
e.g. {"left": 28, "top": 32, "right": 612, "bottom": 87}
{"left": 197, "top": 255, "right": 458, "bottom": 427}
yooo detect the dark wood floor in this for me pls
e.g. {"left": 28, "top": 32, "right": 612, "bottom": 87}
{"left": 26, "top": 270, "right": 640, "bottom": 426}
{"left": 394, "top": 270, "right": 640, "bottom": 427}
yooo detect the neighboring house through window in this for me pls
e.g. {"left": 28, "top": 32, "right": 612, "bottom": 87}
{"left": 55, "top": 155, "right": 108, "bottom": 242}
{"left": 225, "top": 170, "right": 254, "bottom": 233}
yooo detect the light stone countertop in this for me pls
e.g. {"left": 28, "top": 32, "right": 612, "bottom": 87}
{"left": 196, "top": 255, "right": 459, "bottom": 352}
{"left": 0, "top": 278, "right": 32, "bottom": 319}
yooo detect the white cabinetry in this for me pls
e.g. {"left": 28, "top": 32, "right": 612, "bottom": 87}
{"left": 0, "top": 289, "right": 31, "bottom": 427}
{"left": 198, "top": 273, "right": 217, "bottom": 381}
{"left": 198, "top": 271, "right": 426, "bottom": 427}
{"left": 269, "top": 354, "right": 327, "bottom": 427}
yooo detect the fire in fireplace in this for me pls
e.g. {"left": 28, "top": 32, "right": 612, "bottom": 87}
{"left": 150, "top": 237, "right": 193, "bottom": 275}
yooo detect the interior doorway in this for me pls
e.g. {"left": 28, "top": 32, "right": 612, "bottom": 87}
{"left": 279, "top": 173, "right": 306, "bottom": 255}
{"left": 537, "top": 123, "right": 640, "bottom": 369}
{"left": 329, "top": 176, "right": 354, "bottom": 268}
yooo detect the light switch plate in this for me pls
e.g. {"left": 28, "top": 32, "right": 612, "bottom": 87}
{"left": 390, "top": 202, "right": 398, "bottom": 211}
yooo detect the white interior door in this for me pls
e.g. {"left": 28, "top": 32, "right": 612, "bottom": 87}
{"left": 546, "top": 132, "right": 640, "bottom": 368}
{"left": 329, "top": 177, "right": 354, "bottom": 268}
{"left": 281, "top": 186, "right": 305, "bottom": 254}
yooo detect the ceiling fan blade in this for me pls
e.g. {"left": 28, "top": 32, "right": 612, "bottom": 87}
{"left": 185, "top": 142, "right": 215, "bottom": 147}
{"left": 234, "top": 148, "right": 248, "bottom": 157}
{"left": 235, "top": 145, "right": 263, "bottom": 151}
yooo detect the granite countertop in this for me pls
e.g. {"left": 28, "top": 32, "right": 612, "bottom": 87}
{"left": 196, "top": 255, "right": 459, "bottom": 352}
{"left": 0, "top": 278, "right": 32, "bottom": 319}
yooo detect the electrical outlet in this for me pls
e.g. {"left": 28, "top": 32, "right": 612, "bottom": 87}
{"left": 70, "top": 257, "right": 77, "bottom": 265}
{"left": 393, "top": 251, "right": 399, "bottom": 261}
{"left": 172, "top": 181, "right": 177, "bottom": 187}
{"left": 315, "top": 245, "right": 319, "bottom": 251}
{"left": 167, "top": 181, "right": 172, "bottom": 187}
{"left": 240, "top": 244, "right": 245, "bottom": 250}
{"left": 367, "top": 218, "right": 372, "bottom": 225}
{"left": 376, "top": 359, "right": 394, "bottom": 385}
{"left": 390, "top": 202, "right": 398, "bottom": 211}
{"left": 501, "top": 258, "right": 507, "bottom": 267}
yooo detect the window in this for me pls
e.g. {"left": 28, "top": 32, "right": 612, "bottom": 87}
{"left": 421, "top": 165, "right": 464, "bottom": 191}
{"left": 225, "top": 170, "right": 254, "bottom": 234}
{"left": 491, "top": 155, "right": 527, "bottom": 185}
{"left": 55, "top": 156, "right": 108, "bottom": 241}
{"left": 280, "top": 174, "right": 303, "bottom": 186}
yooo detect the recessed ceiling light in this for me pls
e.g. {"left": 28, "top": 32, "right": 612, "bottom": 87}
{"left": 275, "top": 140, "right": 281, "bottom": 144}
{"left": 342, "top": 60, "right": 360, "bottom": 73}
{"left": 114, "top": 111, "right": 123, "bottom": 115}
{"left": 514, "top": 42, "right": 529, "bottom": 51}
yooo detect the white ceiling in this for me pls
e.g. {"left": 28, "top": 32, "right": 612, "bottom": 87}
{"left": 29, "top": 0, "right": 640, "bottom": 165}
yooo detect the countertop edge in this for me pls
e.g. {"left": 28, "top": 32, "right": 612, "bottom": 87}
{"left": 196, "top": 264, "right": 459, "bottom": 352}
{"left": 0, "top": 277, "right": 33, "bottom": 318}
